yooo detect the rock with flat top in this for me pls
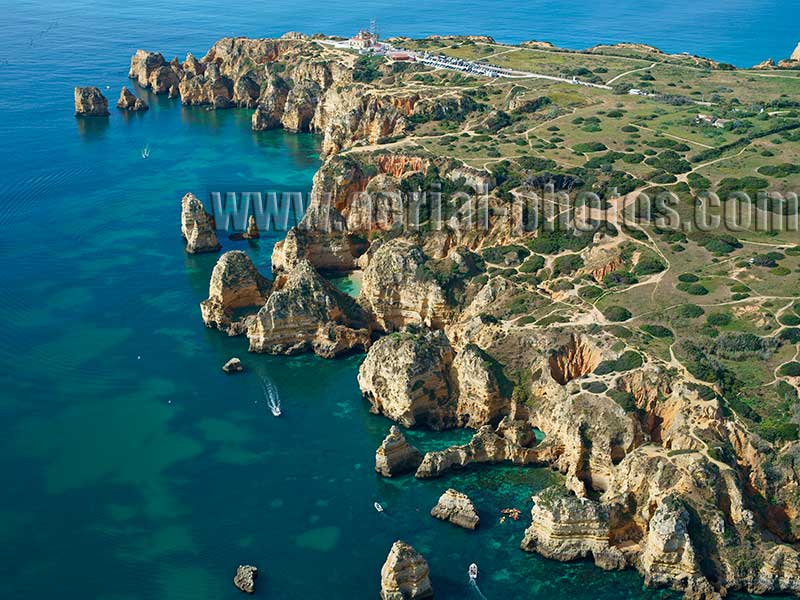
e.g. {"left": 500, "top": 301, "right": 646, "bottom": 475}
{"left": 430, "top": 489, "right": 479, "bottom": 530}
{"left": 74, "top": 87, "right": 109, "bottom": 116}
{"left": 375, "top": 426, "right": 423, "bottom": 477}
{"left": 380, "top": 541, "right": 433, "bottom": 600}
{"left": 233, "top": 565, "right": 257, "bottom": 593}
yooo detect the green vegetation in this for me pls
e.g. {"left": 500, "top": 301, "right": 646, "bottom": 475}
{"left": 603, "top": 306, "right": 632, "bottom": 322}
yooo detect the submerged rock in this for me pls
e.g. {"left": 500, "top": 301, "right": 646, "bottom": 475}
{"left": 116, "top": 86, "right": 149, "bottom": 111}
{"left": 181, "top": 192, "right": 221, "bottom": 254}
{"left": 380, "top": 541, "right": 433, "bottom": 600}
{"left": 233, "top": 564, "right": 257, "bottom": 593}
{"left": 430, "top": 489, "right": 479, "bottom": 530}
{"left": 375, "top": 426, "right": 423, "bottom": 477}
{"left": 74, "top": 86, "right": 109, "bottom": 116}
{"left": 222, "top": 357, "right": 244, "bottom": 373}
{"left": 200, "top": 250, "right": 271, "bottom": 335}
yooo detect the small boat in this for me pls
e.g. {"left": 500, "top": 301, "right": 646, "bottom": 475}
{"left": 374, "top": 502, "right": 384, "bottom": 513}
{"left": 468, "top": 563, "right": 478, "bottom": 580}
{"left": 270, "top": 405, "right": 281, "bottom": 417}
{"left": 141, "top": 146, "right": 150, "bottom": 159}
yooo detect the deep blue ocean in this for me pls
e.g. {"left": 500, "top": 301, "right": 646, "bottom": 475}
{"left": 0, "top": 1, "right": 797, "bottom": 598}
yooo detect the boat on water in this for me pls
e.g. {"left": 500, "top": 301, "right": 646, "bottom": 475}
{"left": 270, "top": 405, "right": 281, "bottom": 417}
{"left": 374, "top": 502, "right": 384, "bottom": 513}
{"left": 141, "top": 146, "right": 150, "bottom": 159}
{"left": 468, "top": 563, "right": 478, "bottom": 580}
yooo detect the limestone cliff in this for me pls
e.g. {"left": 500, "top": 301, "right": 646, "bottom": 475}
{"left": 74, "top": 87, "right": 109, "bottom": 116}
{"left": 116, "top": 86, "right": 148, "bottom": 111}
{"left": 180, "top": 192, "right": 221, "bottom": 253}
{"left": 380, "top": 541, "right": 434, "bottom": 600}
{"left": 200, "top": 251, "right": 271, "bottom": 335}
{"left": 246, "top": 259, "right": 371, "bottom": 357}
{"left": 430, "top": 489, "right": 480, "bottom": 529}
{"left": 375, "top": 425, "right": 423, "bottom": 477}
{"left": 358, "top": 330, "right": 455, "bottom": 429}
{"left": 358, "top": 239, "right": 450, "bottom": 332}
{"left": 520, "top": 486, "right": 626, "bottom": 570}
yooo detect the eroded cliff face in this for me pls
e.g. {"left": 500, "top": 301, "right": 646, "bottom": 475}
{"left": 356, "top": 319, "right": 800, "bottom": 598}
{"left": 74, "top": 87, "right": 109, "bottom": 116}
{"left": 200, "top": 250, "right": 271, "bottom": 335}
{"left": 181, "top": 192, "right": 221, "bottom": 254}
{"left": 358, "top": 330, "right": 515, "bottom": 430}
{"left": 380, "top": 541, "right": 434, "bottom": 600}
{"left": 246, "top": 259, "right": 371, "bottom": 358}
{"left": 177, "top": 34, "right": 800, "bottom": 600}
{"left": 358, "top": 239, "right": 451, "bottom": 332}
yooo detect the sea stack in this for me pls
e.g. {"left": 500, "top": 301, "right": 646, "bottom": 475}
{"left": 380, "top": 541, "right": 433, "bottom": 600}
{"left": 430, "top": 489, "right": 480, "bottom": 530}
{"left": 180, "top": 192, "right": 221, "bottom": 254}
{"left": 375, "top": 426, "right": 423, "bottom": 477}
{"left": 74, "top": 86, "right": 109, "bottom": 116}
{"left": 243, "top": 215, "right": 260, "bottom": 239}
{"left": 116, "top": 86, "right": 149, "bottom": 111}
{"left": 233, "top": 565, "right": 257, "bottom": 593}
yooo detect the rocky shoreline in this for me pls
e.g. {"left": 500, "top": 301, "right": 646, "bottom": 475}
{"left": 142, "top": 33, "right": 800, "bottom": 599}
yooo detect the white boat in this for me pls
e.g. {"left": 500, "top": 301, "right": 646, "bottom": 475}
{"left": 374, "top": 502, "right": 384, "bottom": 513}
{"left": 270, "top": 405, "right": 281, "bottom": 417}
{"left": 141, "top": 146, "right": 150, "bottom": 159}
{"left": 468, "top": 563, "right": 478, "bottom": 580}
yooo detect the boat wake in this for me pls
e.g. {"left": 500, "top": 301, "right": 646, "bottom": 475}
{"left": 469, "top": 579, "right": 488, "bottom": 600}
{"left": 141, "top": 145, "right": 150, "bottom": 159}
{"left": 468, "top": 564, "right": 487, "bottom": 600}
{"left": 260, "top": 375, "right": 281, "bottom": 416}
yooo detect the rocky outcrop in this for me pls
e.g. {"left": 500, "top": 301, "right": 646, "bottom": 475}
{"left": 375, "top": 426, "right": 423, "bottom": 477}
{"left": 452, "top": 344, "right": 510, "bottom": 428}
{"left": 638, "top": 495, "right": 714, "bottom": 597}
{"left": 520, "top": 486, "right": 625, "bottom": 571}
{"left": 74, "top": 87, "right": 109, "bottom": 116}
{"left": 200, "top": 251, "right": 271, "bottom": 334}
{"left": 430, "top": 489, "right": 479, "bottom": 529}
{"left": 416, "top": 420, "right": 544, "bottom": 478}
{"left": 129, "top": 50, "right": 167, "bottom": 88}
{"left": 380, "top": 541, "right": 433, "bottom": 600}
{"left": 792, "top": 42, "right": 800, "bottom": 62}
{"left": 233, "top": 565, "right": 257, "bottom": 593}
{"left": 359, "top": 331, "right": 513, "bottom": 430}
{"left": 243, "top": 215, "right": 259, "bottom": 239}
{"left": 358, "top": 330, "right": 455, "bottom": 429}
{"left": 181, "top": 192, "right": 221, "bottom": 253}
{"left": 178, "top": 62, "right": 235, "bottom": 107}
{"left": 358, "top": 239, "right": 450, "bottom": 332}
{"left": 246, "top": 260, "right": 370, "bottom": 357}
{"left": 222, "top": 357, "right": 244, "bottom": 373}
{"left": 116, "top": 86, "right": 149, "bottom": 111}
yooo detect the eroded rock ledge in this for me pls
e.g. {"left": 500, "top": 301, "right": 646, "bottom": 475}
{"left": 380, "top": 541, "right": 434, "bottom": 600}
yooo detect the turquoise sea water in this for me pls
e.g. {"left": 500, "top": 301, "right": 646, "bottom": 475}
{"left": 1, "top": 1, "right": 797, "bottom": 598}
